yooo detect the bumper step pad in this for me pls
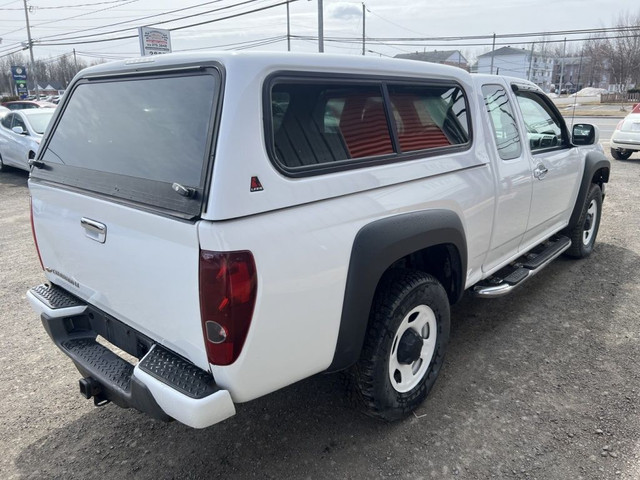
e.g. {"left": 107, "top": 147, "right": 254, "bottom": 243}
{"left": 139, "top": 346, "right": 217, "bottom": 399}
{"left": 30, "top": 283, "right": 83, "bottom": 310}
{"left": 61, "top": 338, "right": 134, "bottom": 394}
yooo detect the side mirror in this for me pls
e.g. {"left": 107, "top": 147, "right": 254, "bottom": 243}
{"left": 11, "top": 126, "right": 27, "bottom": 135}
{"left": 572, "top": 123, "right": 598, "bottom": 146}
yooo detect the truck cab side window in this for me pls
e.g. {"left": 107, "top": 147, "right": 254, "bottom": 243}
{"left": 514, "top": 91, "right": 567, "bottom": 152}
{"left": 387, "top": 84, "right": 469, "bottom": 153}
{"left": 482, "top": 85, "right": 522, "bottom": 160}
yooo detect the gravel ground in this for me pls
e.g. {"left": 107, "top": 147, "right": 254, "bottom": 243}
{"left": 1, "top": 150, "right": 639, "bottom": 480}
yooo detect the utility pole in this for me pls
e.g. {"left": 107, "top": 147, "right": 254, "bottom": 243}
{"left": 559, "top": 37, "right": 566, "bottom": 95}
{"left": 570, "top": 48, "right": 585, "bottom": 120}
{"left": 490, "top": 33, "right": 496, "bottom": 74}
{"left": 528, "top": 42, "right": 535, "bottom": 81}
{"left": 362, "top": 3, "right": 365, "bottom": 56}
{"left": 22, "top": 0, "right": 39, "bottom": 99}
{"left": 317, "top": 0, "right": 324, "bottom": 53}
{"left": 73, "top": 48, "right": 78, "bottom": 70}
{"left": 286, "top": 1, "right": 290, "bottom": 52}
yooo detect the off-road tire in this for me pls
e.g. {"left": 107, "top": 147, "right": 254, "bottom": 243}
{"left": 565, "top": 183, "right": 602, "bottom": 258}
{"left": 611, "top": 148, "right": 632, "bottom": 160}
{"left": 348, "top": 269, "right": 450, "bottom": 421}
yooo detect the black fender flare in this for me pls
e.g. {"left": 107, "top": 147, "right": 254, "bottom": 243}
{"left": 327, "top": 209, "right": 467, "bottom": 372}
{"left": 567, "top": 151, "right": 610, "bottom": 230}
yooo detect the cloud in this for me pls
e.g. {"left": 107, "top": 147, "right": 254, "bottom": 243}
{"left": 329, "top": 3, "right": 362, "bottom": 21}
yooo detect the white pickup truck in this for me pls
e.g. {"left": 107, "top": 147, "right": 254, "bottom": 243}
{"left": 26, "top": 52, "right": 609, "bottom": 428}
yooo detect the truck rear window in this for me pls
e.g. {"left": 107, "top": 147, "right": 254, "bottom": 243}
{"left": 36, "top": 70, "right": 220, "bottom": 218}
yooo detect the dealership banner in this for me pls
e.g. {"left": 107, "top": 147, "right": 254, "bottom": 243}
{"left": 138, "top": 27, "right": 172, "bottom": 56}
{"left": 10, "top": 66, "right": 28, "bottom": 98}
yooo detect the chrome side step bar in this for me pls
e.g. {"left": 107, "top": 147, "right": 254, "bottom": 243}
{"left": 473, "top": 236, "right": 571, "bottom": 298}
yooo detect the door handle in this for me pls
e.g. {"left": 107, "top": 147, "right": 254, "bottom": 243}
{"left": 534, "top": 164, "right": 548, "bottom": 180}
{"left": 81, "top": 217, "right": 107, "bottom": 243}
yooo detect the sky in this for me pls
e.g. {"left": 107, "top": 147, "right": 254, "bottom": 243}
{"left": 1, "top": 0, "right": 639, "bottom": 64}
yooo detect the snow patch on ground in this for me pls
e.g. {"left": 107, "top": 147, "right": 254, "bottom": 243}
{"left": 571, "top": 87, "right": 609, "bottom": 97}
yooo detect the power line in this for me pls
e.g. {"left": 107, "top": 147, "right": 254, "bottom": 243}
{"left": 0, "top": 0, "right": 141, "bottom": 38}
{"left": 70, "top": 34, "right": 286, "bottom": 61}
{"left": 36, "top": 0, "right": 228, "bottom": 41}
{"left": 290, "top": 32, "right": 640, "bottom": 49}
{"left": 233, "top": 36, "right": 285, "bottom": 50}
{"left": 365, "top": 7, "right": 429, "bottom": 38}
{"left": 38, "top": 0, "right": 295, "bottom": 46}
{"left": 39, "top": 0, "right": 263, "bottom": 43}
{"left": 367, "top": 49, "right": 393, "bottom": 58}
{"left": 176, "top": 34, "right": 286, "bottom": 51}
{"left": 0, "top": 41, "right": 25, "bottom": 55}
{"left": 290, "top": 25, "right": 640, "bottom": 46}
{"left": 0, "top": 0, "right": 131, "bottom": 10}
{"left": 29, "top": 0, "right": 142, "bottom": 31}
{"left": 0, "top": 47, "right": 26, "bottom": 59}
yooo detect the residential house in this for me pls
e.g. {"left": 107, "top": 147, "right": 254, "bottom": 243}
{"left": 476, "top": 46, "right": 554, "bottom": 92}
{"left": 553, "top": 56, "right": 612, "bottom": 92}
{"left": 395, "top": 50, "right": 469, "bottom": 71}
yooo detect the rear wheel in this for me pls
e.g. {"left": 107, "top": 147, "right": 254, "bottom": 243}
{"left": 349, "top": 270, "right": 450, "bottom": 421}
{"left": 565, "top": 183, "right": 602, "bottom": 258}
{"left": 611, "top": 148, "right": 632, "bottom": 160}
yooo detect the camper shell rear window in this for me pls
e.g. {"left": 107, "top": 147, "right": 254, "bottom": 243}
{"left": 33, "top": 67, "right": 221, "bottom": 219}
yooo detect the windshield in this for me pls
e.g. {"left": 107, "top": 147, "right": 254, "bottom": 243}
{"left": 25, "top": 111, "right": 54, "bottom": 134}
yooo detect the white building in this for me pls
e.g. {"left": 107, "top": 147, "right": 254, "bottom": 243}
{"left": 476, "top": 46, "right": 554, "bottom": 92}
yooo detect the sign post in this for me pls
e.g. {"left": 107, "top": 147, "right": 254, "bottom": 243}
{"left": 138, "top": 27, "right": 172, "bottom": 56}
{"left": 10, "top": 66, "right": 28, "bottom": 99}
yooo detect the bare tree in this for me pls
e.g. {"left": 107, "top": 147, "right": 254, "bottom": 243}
{"left": 583, "top": 35, "right": 609, "bottom": 88}
{"left": 0, "top": 53, "right": 28, "bottom": 96}
{"left": 1, "top": 51, "right": 91, "bottom": 97}
{"left": 604, "top": 11, "right": 640, "bottom": 93}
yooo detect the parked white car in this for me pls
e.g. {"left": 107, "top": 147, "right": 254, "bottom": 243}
{"left": 0, "top": 109, "right": 54, "bottom": 172}
{"left": 610, "top": 103, "right": 640, "bottom": 160}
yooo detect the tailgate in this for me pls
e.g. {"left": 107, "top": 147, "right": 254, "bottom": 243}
{"left": 30, "top": 182, "right": 208, "bottom": 369}
{"left": 28, "top": 65, "right": 223, "bottom": 371}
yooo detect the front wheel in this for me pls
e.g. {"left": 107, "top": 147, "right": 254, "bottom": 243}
{"left": 611, "top": 148, "right": 632, "bottom": 160}
{"left": 349, "top": 270, "right": 450, "bottom": 421}
{"left": 565, "top": 183, "right": 602, "bottom": 258}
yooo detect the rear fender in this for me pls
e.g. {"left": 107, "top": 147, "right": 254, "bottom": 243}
{"left": 327, "top": 209, "right": 467, "bottom": 372}
{"left": 568, "top": 151, "right": 610, "bottom": 230}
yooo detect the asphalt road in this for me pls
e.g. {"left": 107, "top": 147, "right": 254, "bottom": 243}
{"left": 1, "top": 145, "right": 639, "bottom": 479}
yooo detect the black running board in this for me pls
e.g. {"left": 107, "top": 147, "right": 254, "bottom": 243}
{"left": 473, "top": 235, "right": 571, "bottom": 298}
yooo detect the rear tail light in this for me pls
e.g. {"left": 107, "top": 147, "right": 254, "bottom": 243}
{"left": 199, "top": 250, "right": 257, "bottom": 366}
{"left": 29, "top": 196, "right": 44, "bottom": 270}
{"left": 615, "top": 120, "right": 624, "bottom": 131}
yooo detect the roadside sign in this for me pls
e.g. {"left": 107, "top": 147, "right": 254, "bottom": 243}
{"left": 138, "top": 27, "right": 172, "bottom": 56}
{"left": 10, "top": 66, "right": 28, "bottom": 99}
